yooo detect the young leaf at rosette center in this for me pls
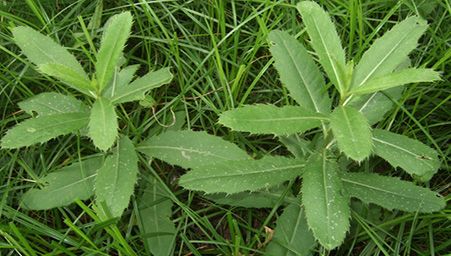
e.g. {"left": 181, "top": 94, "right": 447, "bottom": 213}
{"left": 372, "top": 129, "right": 440, "bottom": 181}
{"left": 350, "top": 68, "right": 441, "bottom": 95}
{"left": 18, "top": 92, "right": 89, "bottom": 116}
{"left": 265, "top": 202, "right": 316, "bottom": 256}
{"left": 95, "top": 136, "right": 138, "bottom": 218}
{"left": 95, "top": 12, "right": 133, "bottom": 91}
{"left": 21, "top": 156, "right": 103, "bottom": 210}
{"left": 138, "top": 176, "right": 176, "bottom": 256}
{"left": 351, "top": 16, "right": 428, "bottom": 89}
{"left": 39, "top": 63, "right": 93, "bottom": 95}
{"left": 268, "top": 30, "right": 331, "bottom": 113}
{"left": 330, "top": 106, "right": 372, "bottom": 161}
{"left": 102, "top": 64, "right": 140, "bottom": 98}
{"left": 88, "top": 97, "right": 118, "bottom": 151}
{"left": 110, "top": 67, "right": 173, "bottom": 104}
{"left": 301, "top": 153, "right": 350, "bottom": 250}
{"left": 341, "top": 172, "right": 445, "bottom": 212}
{"left": 137, "top": 130, "right": 249, "bottom": 169}
{"left": 297, "top": 1, "right": 347, "bottom": 95}
{"left": 1, "top": 112, "right": 89, "bottom": 149}
{"left": 179, "top": 156, "right": 305, "bottom": 194}
{"left": 219, "top": 105, "right": 327, "bottom": 136}
{"left": 11, "top": 26, "right": 87, "bottom": 77}
{"left": 348, "top": 87, "right": 404, "bottom": 126}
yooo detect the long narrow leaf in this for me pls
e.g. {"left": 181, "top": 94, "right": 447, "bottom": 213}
{"left": 95, "top": 136, "right": 138, "bottom": 217}
{"left": 39, "top": 63, "right": 93, "bottom": 95}
{"left": 302, "top": 153, "right": 350, "bottom": 250}
{"left": 18, "top": 92, "right": 89, "bottom": 116}
{"left": 102, "top": 64, "right": 140, "bottom": 98}
{"left": 268, "top": 30, "right": 330, "bottom": 113}
{"left": 352, "top": 17, "right": 428, "bottom": 89}
{"left": 96, "top": 12, "right": 133, "bottom": 91}
{"left": 330, "top": 106, "right": 372, "bottom": 161}
{"left": 138, "top": 177, "right": 176, "bottom": 256}
{"left": 372, "top": 129, "right": 440, "bottom": 181}
{"left": 350, "top": 68, "right": 440, "bottom": 95}
{"left": 341, "top": 172, "right": 445, "bottom": 212}
{"left": 1, "top": 113, "right": 89, "bottom": 149}
{"left": 179, "top": 157, "right": 305, "bottom": 194}
{"left": 297, "top": 1, "right": 347, "bottom": 94}
{"left": 138, "top": 130, "right": 249, "bottom": 169}
{"left": 219, "top": 105, "right": 327, "bottom": 135}
{"left": 265, "top": 203, "right": 316, "bottom": 256}
{"left": 88, "top": 97, "right": 118, "bottom": 151}
{"left": 21, "top": 156, "right": 103, "bottom": 210}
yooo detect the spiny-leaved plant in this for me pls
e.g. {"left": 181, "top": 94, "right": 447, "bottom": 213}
{"left": 139, "top": 1, "right": 446, "bottom": 252}
{"left": 2, "top": 12, "right": 173, "bottom": 220}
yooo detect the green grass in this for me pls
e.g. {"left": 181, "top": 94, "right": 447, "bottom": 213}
{"left": 1, "top": 0, "right": 449, "bottom": 255}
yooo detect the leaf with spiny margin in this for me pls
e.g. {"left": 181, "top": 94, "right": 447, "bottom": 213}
{"left": 95, "top": 136, "right": 138, "bottom": 217}
{"left": 110, "top": 67, "right": 173, "bottom": 104}
{"left": 1, "top": 113, "right": 89, "bottom": 149}
{"left": 21, "top": 156, "right": 103, "bottom": 210}
{"left": 372, "top": 129, "right": 440, "bottom": 181}
{"left": 348, "top": 87, "right": 404, "bottom": 125}
{"left": 102, "top": 64, "right": 139, "bottom": 98}
{"left": 137, "top": 130, "right": 249, "bottom": 169}
{"left": 268, "top": 30, "right": 331, "bottom": 113}
{"left": 179, "top": 156, "right": 305, "bottom": 194}
{"left": 279, "top": 135, "right": 312, "bottom": 159}
{"left": 88, "top": 97, "right": 118, "bottom": 151}
{"left": 96, "top": 12, "right": 133, "bottom": 91}
{"left": 138, "top": 176, "right": 176, "bottom": 256}
{"left": 206, "top": 185, "right": 296, "bottom": 208}
{"left": 265, "top": 203, "right": 316, "bottom": 256}
{"left": 302, "top": 153, "right": 350, "bottom": 250}
{"left": 330, "top": 106, "right": 372, "bottom": 161}
{"left": 351, "top": 16, "right": 428, "bottom": 89}
{"left": 39, "top": 63, "right": 93, "bottom": 95}
{"left": 297, "top": 1, "right": 347, "bottom": 94}
{"left": 12, "top": 26, "right": 87, "bottom": 76}
{"left": 219, "top": 105, "right": 327, "bottom": 136}
{"left": 341, "top": 172, "right": 445, "bottom": 212}
{"left": 350, "top": 68, "right": 440, "bottom": 95}
{"left": 18, "top": 92, "right": 89, "bottom": 116}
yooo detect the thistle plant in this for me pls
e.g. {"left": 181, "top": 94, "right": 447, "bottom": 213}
{"left": 139, "top": 1, "right": 446, "bottom": 252}
{"left": 2, "top": 12, "right": 173, "bottom": 219}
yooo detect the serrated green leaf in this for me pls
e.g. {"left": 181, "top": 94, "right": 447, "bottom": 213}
{"left": 39, "top": 63, "right": 93, "bottom": 95}
{"left": 279, "top": 135, "right": 313, "bottom": 159}
{"left": 351, "top": 68, "right": 441, "bottom": 95}
{"left": 1, "top": 113, "right": 89, "bottom": 149}
{"left": 219, "top": 105, "right": 327, "bottom": 136}
{"left": 330, "top": 106, "right": 372, "bottom": 161}
{"left": 95, "top": 136, "right": 138, "bottom": 217}
{"left": 265, "top": 203, "right": 315, "bottom": 256}
{"left": 18, "top": 92, "right": 89, "bottom": 116}
{"left": 372, "top": 129, "right": 440, "bottom": 181}
{"left": 179, "top": 156, "right": 305, "bottom": 194}
{"left": 138, "top": 176, "right": 176, "bottom": 256}
{"left": 206, "top": 185, "right": 296, "bottom": 208}
{"left": 302, "top": 153, "right": 350, "bottom": 250}
{"left": 111, "top": 67, "right": 173, "bottom": 104}
{"left": 96, "top": 12, "right": 133, "bottom": 91}
{"left": 137, "top": 130, "right": 249, "bottom": 169}
{"left": 341, "top": 172, "right": 445, "bottom": 212}
{"left": 297, "top": 1, "right": 347, "bottom": 94}
{"left": 102, "top": 64, "right": 140, "bottom": 98}
{"left": 12, "top": 26, "right": 87, "bottom": 76}
{"left": 348, "top": 87, "right": 404, "bottom": 125}
{"left": 268, "top": 30, "right": 330, "bottom": 113}
{"left": 88, "top": 97, "right": 118, "bottom": 151}
{"left": 21, "top": 156, "right": 103, "bottom": 210}
{"left": 351, "top": 17, "right": 428, "bottom": 89}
